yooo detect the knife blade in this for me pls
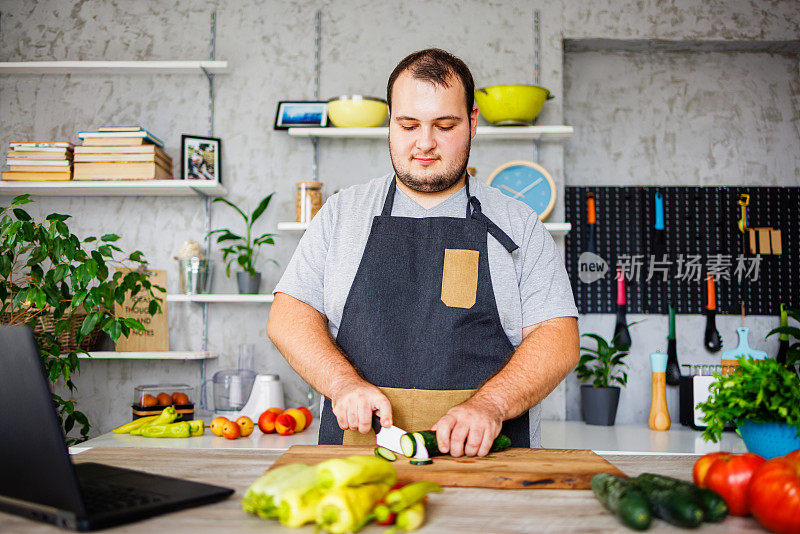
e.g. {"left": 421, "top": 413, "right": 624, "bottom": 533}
{"left": 371, "top": 414, "right": 430, "bottom": 460}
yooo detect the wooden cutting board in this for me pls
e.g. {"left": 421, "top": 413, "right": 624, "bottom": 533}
{"left": 269, "top": 445, "right": 625, "bottom": 489}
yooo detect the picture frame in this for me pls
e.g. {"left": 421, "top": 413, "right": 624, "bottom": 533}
{"left": 274, "top": 101, "right": 328, "bottom": 130}
{"left": 181, "top": 134, "right": 221, "bottom": 183}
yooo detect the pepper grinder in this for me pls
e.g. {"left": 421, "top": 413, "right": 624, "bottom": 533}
{"left": 649, "top": 352, "right": 671, "bottom": 431}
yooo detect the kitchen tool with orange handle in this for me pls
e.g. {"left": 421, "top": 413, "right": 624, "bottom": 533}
{"left": 703, "top": 274, "right": 722, "bottom": 352}
{"left": 586, "top": 193, "right": 596, "bottom": 254}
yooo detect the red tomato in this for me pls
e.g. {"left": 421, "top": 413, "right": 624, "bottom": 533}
{"left": 693, "top": 452, "right": 731, "bottom": 487}
{"left": 704, "top": 453, "right": 765, "bottom": 516}
{"left": 748, "top": 455, "right": 800, "bottom": 534}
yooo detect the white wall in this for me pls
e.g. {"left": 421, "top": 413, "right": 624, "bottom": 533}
{"left": 1, "top": 0, "right": 798, "bottom": 436}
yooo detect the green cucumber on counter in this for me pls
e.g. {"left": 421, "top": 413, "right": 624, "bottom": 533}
{"left": 636, "top": 473, "right": 728, "bottom": 522}
{"left": 630, "top": 477, "right": 703, "bottom": 528}
{"left": 591, "top": 473, "right": 652, "bottom": 531}
{"left": 399, "top": 430, "right": 511, "bottom": 458}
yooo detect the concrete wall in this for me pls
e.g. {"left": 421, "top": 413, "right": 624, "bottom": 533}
{"left": 1, "top": 0, "right": 798, "bottom": 437}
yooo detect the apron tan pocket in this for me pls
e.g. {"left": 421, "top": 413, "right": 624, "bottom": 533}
{"left": 440, "top": 248, "right": 479, "bottom": 309}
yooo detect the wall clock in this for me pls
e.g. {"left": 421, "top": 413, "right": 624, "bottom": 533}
{"left": 486, "top": 160, "right": 557, "bottom": 221}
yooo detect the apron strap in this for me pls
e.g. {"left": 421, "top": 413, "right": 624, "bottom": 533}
{"left": 383, "top": 176, "right": 519, "bottom": 254}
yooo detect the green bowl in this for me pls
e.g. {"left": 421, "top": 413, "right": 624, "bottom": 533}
{"left": 474, "top": 84, "right": 553, "bottom": 125}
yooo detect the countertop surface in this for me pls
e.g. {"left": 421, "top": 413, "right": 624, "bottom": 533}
{"left": 77, "top": 419, "right": 747, "bottom": 455}
{"left": 1, "top": 447, "right": 766, "bottom": 533}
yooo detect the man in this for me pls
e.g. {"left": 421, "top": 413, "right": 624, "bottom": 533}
{"left": 268, "top": 48, "right": 579, "bottom": 456}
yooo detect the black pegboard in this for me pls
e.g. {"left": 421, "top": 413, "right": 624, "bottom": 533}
{"left": 565, "top": 186, "right": 800, "bottom": 315}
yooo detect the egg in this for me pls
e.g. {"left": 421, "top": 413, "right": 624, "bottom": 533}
{"left": 171, "top": 392, "right": 190, "bottom": 405}
{"left": 156, "top": 392, "right": 172, "bottom": 406}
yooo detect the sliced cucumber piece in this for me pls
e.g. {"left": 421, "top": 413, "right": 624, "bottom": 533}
{"left": 410, "top": 459, "right": 433, "bottom": 465}
{"left": 400, "top": 433, "right": 416, "bottom": 457}
{"left": 374, "top": 446, "right": 397, "bottom": 461}
{"left": 412, "top": 433, "right": 430, "bottom": 460}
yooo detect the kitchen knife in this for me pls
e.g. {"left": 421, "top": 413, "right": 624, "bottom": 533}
{"left": 371, "top": 413, "right": 430, "bottom": 460}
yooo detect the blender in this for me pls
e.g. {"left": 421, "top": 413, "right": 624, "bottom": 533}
{"left": 201, "top": 369, "right": 284, "bottom": 421}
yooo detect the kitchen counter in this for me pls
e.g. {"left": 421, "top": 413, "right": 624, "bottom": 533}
{"left": 1, "top": 447, "right": 766, "bottom": 532}
{"left": 78, "top": 419, "right": 747, "bottom": 455}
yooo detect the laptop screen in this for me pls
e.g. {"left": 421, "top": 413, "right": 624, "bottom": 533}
{"left": 0, "top": 326, "right": 86, "bottom": 515}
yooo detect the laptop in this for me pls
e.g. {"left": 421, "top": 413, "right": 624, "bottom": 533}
{"left": 0, "top": 325, "right": 234, "bottom": 531}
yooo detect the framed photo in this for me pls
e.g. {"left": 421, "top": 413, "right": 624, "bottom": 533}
{"left": 181, "top": 134, "right": 221, "bottom": 182}
{"left": 274, "top": 101, "right": 328, "bottom": 130}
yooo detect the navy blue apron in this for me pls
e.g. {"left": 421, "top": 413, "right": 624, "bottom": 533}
{"left": 319, "top": 176, "right": 530, "bottom": 447}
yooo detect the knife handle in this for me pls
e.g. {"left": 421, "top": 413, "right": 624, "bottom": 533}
{"left": 616, "top": 267, "right": 626, "bottom": 306}
{"left": 371, "top": 412, "right": 382, "bottom": 435}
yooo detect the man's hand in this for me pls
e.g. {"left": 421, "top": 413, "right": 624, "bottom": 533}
{"left": 431, "top": 396, "right": 504, "bottom": 457}
{"left": 331, "top": 379, "right": 393, "bottom": 434}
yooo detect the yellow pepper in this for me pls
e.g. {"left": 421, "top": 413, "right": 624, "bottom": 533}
{"left": 241, "top": 463, "right": 317, "bottom": 520}
{"left": 112, "top": 415, "right": 158, "bottom": 434}
{"left": 188, "top": 420, "right": 204, "bottom": 436}
{"left": 316, "top": 455, "right": 397, "bottom": 489}
{"left": 316, "top": 482, "right": 390, "bottom": 533}
{"left": 140, "top": 421, "right": 191, "bottom": 438}
{"left": 129, "top": 406, "right": 177, "bottom": 435}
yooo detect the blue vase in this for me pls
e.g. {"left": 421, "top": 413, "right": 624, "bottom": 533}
{"left": 738, "top": 420, "right": 800, "bottom": 459}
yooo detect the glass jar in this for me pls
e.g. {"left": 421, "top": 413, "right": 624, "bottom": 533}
{"left": 296, "top": 181, "right": 323, "bottom": 223}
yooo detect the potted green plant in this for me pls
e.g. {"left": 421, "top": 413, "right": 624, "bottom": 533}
{"left": 208, "top": 193, "right": 277, "bottom": 294}
{"left": 575, "top": 332, "right": 631, "bottom": 426}
{"left": 0, "top": 194, "right": 162, "bottom": 443}
{"left": 698, "top": 357, "right": 800, "bottom": 459}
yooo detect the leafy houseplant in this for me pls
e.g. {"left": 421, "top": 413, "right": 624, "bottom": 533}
{"left": 0, "top": 195, "right": 162, "bottom": 443}
{"left": 697, "top": 357, "right": 800, "bottom": 456}
{"left": 575, "top": 332, "right": 631, "bottom": 426}
{"left": 208, "top": 193, "right": 277, "bottom": 294}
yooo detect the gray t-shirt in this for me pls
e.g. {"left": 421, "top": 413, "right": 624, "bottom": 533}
{"left": 274, "top": 173, "right": 578, "bottom": 447}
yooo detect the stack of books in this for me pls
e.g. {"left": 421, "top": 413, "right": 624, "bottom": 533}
{"left": 2, "top": 142, "right": 74, "bottom": 181}
{"left": 73, "top": 127, "right": 173, "bottom": 180}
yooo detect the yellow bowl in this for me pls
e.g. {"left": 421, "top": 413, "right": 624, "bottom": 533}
{"left": 474, "top": 84, "right": 553, "bottom": 125}
{"left": 327, "top": 95, "right": 388, "bottom": 128}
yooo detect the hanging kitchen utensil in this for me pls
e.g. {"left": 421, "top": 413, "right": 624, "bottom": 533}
{"left": 666, "top": 303, "right": 681, "bottom": 385}
{"left": 776, "top": 303, "right": 789, "bottom": 365}
{"left": 703, "top": 273, "right": 722, "bottom": 353}
{"left": 613, "top": 267, "right": 632, "bottom": 349}
{"left": 721, "top": 327, "right": 768, "bottom": 361}
{"left": 586, "top": 192, "right": 596, "bottom": 254}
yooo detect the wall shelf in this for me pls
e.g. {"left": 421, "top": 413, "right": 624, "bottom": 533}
{"left": 167, "top": 294, "right": 274, "bottom": 303}
{"left": 0, "top": 179, "right": 226, "bottom": 197}
{"left": 75, "top": 351, "right": 215, "bottom": 360}
{"left": 279, "top": 221, "right": 572, "bottom": 236}
{"left": 0, "top": 60, "right": 229, "bottom": 75}
{"left": 287, "top": 125, "right": 573, "bottom": 140}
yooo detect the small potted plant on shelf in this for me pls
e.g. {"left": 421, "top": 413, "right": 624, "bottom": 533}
{"left": 0, "top": 194, "right": 162, "bottom": 443}
{"left": 698, "top": 357, "right": 800, "bottom": 459}
{"left": 575, "top": 331, "right": 632, "bottom": 426}
{"left": 767, "top": 304, "right": 800, "bottom": 376}
{"left": 208, "top": 193, "right": 277, "bottom": 294}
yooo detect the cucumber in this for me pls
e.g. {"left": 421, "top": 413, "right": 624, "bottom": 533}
{"left": 404, "top": 431, "right": 512, "bottom": 458}
{"left": 591, "top": 473, "right": 652, "bottom": 531}
{"left": 636, "top": 473, "right": 728, "bottom": 522}
{"left": 630, "top": 477, "right": 704, "bottom": 528}
{"left": 374, "top": 446, "right": 397, "bottom": 461}
{"left": 399, "top": 433, "right": 416, "bottom": 457}
{"left": 409, "top": 459, "right": 432, "bottom": 465}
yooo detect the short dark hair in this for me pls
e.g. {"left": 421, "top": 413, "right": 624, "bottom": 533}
{"left": 386, "top": 48, "right": 474, "bottom": 115}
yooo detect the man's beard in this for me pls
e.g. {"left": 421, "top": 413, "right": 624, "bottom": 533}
{"left": 389, "top": 138, "right": 471, "bottom": 193}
